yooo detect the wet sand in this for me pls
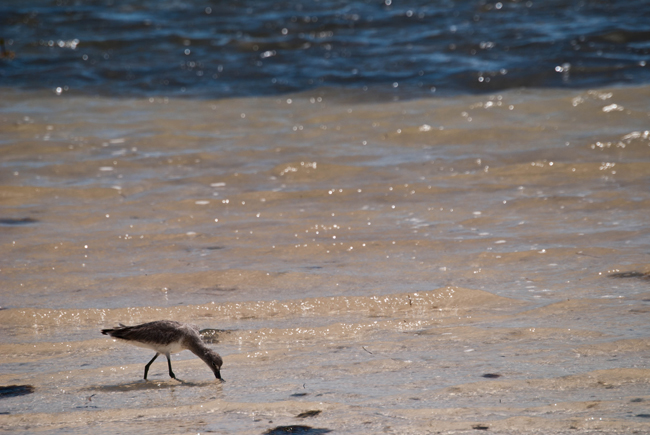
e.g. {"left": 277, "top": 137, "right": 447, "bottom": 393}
{"left": 1, "top": 85, "right": 649, "bottom": 434}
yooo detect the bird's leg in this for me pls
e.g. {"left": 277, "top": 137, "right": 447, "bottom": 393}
{"left": 144, "top": 352, "right": 160, "bottom": 380}
{"left": 165, "top": 354, "right": 176, "bottom": 379}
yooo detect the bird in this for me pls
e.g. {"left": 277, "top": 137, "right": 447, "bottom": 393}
{"left": 101, "top": 320, "right": 224, "bottom": 381}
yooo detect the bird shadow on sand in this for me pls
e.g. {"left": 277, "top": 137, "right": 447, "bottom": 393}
{"left": 86, "top": 378, "right": 221, "bottom": 393}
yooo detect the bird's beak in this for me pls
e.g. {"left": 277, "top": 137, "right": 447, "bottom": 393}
{"left": 215, "top": 369, "right": 225, "bottom": 382}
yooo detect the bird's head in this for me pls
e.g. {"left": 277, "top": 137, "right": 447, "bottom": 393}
{"left": 207, "top": 350, "right": 224, "bottom": 382}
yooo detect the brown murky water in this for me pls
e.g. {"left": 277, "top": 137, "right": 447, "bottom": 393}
{"left": 1, "top": 86, "right": 649, "bottom": 434}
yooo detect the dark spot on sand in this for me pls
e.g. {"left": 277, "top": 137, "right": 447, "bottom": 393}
{"left": 636, "top": 414, "right": 650, "bottom": 418}
{"left": 199, "top": 286, "right": 238, "bottom": 294}
{"left": 482, "top": 373, "right": 501, "bottom": 378}
{"left": 264, "top": 425, "right": 331, "bottom": 434}
{"left": 0, "top": 385, "right": 35, "bottom": 398}
{"left": 296, "top": 410, "right": 321, "bottom": 418}
{"left": 199, "top": 329, "right": 233, "bottom": 344}
{"left": 472, "top": 424, "right": 489, "bottom": 430}
{"left": 608, "top": 271, "right": 650, "bottom": 280}
{"left": 0, "top": 218, "right": 38, "bottom": 225}
{"left": 631, "top": 398, "right": 645, "bottom": 402}
{"left": 290, "top": 392, "right": 308, "bottom": 397}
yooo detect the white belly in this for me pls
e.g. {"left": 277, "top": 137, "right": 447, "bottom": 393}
{"left": 130, "top": 339, "right": 185, "bottom": 355}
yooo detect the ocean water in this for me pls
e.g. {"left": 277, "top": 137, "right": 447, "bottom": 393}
{"left": 1, "top": 2, "right": 650, "bottom": 434}
{"left": 2, "top": 0, "right": 650, "bottom": 98}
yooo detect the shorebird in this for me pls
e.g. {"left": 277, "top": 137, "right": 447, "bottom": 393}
{"left": 101, "top": 320, "right": 223, "bottom": 381}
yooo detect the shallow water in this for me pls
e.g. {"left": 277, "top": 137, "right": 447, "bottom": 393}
{"left": 1, "top": 84, "right": 650, "bottom": 434}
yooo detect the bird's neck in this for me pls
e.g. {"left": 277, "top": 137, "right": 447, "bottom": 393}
{"left": 186, "top": 337, "right": 211, "bottom": 359}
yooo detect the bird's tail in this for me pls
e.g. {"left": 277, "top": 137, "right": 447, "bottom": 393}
{"left": 101, "top": 323, "right": 130, "bottom": 337}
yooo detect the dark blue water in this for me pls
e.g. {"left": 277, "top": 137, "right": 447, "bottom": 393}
{"left": 2, "top": 0, "right": 649, "bottom": 98}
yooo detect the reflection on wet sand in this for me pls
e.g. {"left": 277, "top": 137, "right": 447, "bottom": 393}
{"left": 91, "top": 379, "right": 220, "bottom": 393}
